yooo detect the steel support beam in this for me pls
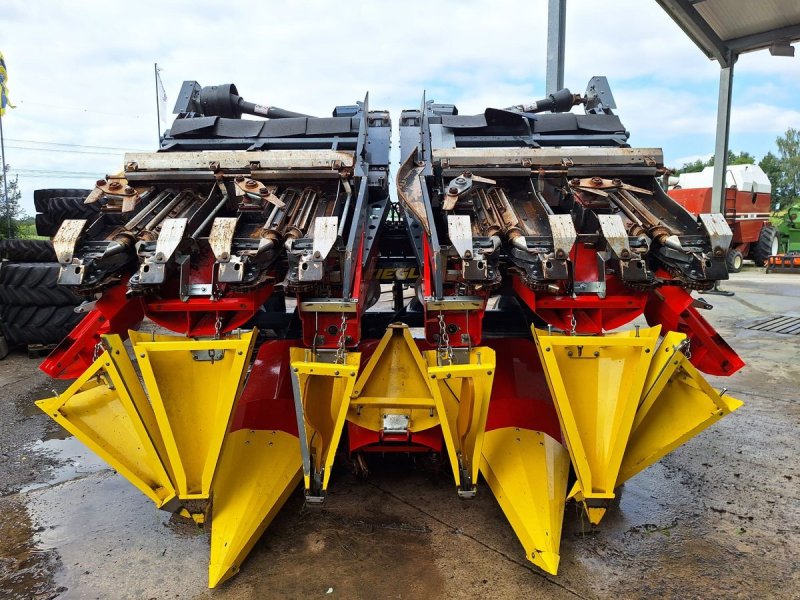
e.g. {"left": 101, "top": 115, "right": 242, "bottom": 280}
{"left": 655, "top": 0, "right": 731, "bottom": 67}
{"left": 726, "top": 24, "right": 800, "bottom": 53}
{"left": 712, "top": 61, "right": 735, "bottom": 214}
{"left": 546, "top": 0, "right": 566, "bottom": 94}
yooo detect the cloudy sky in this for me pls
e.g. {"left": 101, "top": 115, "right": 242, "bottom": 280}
{"left": 1, "top": 0, "right": 798, "bottom": 215}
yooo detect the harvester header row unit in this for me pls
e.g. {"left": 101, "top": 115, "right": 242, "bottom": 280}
{"left": 34, "top": 76, "right": 743, "bottom": 587}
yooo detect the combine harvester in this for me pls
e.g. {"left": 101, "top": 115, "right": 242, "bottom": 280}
{"left": 34, "top": 77, "right": 743, "bottom": 586}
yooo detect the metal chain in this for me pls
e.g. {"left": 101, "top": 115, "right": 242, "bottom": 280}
{"left": 335, "top": 313, "right": 348, "bottom": 364}
{"left": 683, "top": 337, "right": 692, "bottom": 360}
{"left": 92, "top": 340, "right": 104, "bottom": 362}
{"left": 570, "top": 314, "right": 577, "bottom": 336}
{"left": 437, "top": 312, "right": 453, "bottom": 365}
{"left": 214, "top": 315, "right": 223, "bottom": 340}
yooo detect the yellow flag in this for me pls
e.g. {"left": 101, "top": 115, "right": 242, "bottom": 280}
{"left": 0, "top": 52, "right": 16, "bottom": 117}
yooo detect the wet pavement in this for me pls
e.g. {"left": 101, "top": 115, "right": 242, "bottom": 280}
{"left": 0, "top": 267, "right": 798, "bottom": 599}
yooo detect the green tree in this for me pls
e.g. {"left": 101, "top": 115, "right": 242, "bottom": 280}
{"left": 759, "top": 151, "right": 782, "bottom": 207}
{"left": 769, "top": 128, "right": 800, "bottom": 210}
{"left": 0, "top": 166, "right": 24, "bottom": 240}
{"left": 675, "top": 150, "right": 755, "bottom": 174}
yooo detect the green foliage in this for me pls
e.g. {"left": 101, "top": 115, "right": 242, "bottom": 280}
{"left": 675, "top": 150, "right": 755, "bottom": 174}
{"left": 0, "top": 166, "right": 25, "bottom": 240}
{"left": 762, "top": 128, "right": 800, "bottom": 210}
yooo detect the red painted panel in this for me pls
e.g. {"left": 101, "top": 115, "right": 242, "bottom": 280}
{"left": 230, "top": 340, "right": 298, "bottom": 435}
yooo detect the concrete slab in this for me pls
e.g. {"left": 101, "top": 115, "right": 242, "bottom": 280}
{"left": 1, "top": 266, "right": 797, "bottom": 599}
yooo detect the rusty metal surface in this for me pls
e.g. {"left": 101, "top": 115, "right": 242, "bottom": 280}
{"left": 432, "top": 147, "right": 664, "bottom": 168}
{"left": 396, "top": 148, "right": 430, "bottom": 234}
{"left": 123, "top": 150, "right": 355, "bottom": 172}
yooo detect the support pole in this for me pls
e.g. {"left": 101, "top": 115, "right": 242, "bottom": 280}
{"left": 154, "top": 63, "right": 162, "bottom": 144}
{"left": 0, "top": 111, "right": 10, "bottom": 239}
{"left": 546, "top": 0, "right": 567, "bottom": 94}
{"left": 711, "top": 58, "right": 735, "bottom": 214}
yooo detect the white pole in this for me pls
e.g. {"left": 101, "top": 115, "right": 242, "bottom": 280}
{"left": 0, "top": 110, "right": 10, "bottom": 238}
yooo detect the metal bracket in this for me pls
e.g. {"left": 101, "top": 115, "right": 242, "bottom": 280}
{"left": 54, "top": 219, "right": 90, "bottom": 286}
{"left": 425, "top": 297, "right": 484, "bottom": 311}
{"left": 298, "top": 216, "right": 339, "bottom": 282}
{"left": 547, "top": 214, "right": 577, "bottom": 259}
{"left": 382, "top": 413, "right": 410, "bottom": 435}
{"left": 139, "top": 218, "right": 188, "bottom": 285}
{"left": 191, "top": 349, "right": 225, "bottom": 362}
{"left": 53, "top": 219, "right": 88, "bottom": 265}
{"left": 699, "top": 213, "right": 733, "bottom": 253}
{"left": 447, "top": 214, "right": 474, "bottom": 259}
{"left": 209, "top": 217, "right": 245, "bottom": 283}
{"left": 597, "top": 214, "right": 631, "bottom": 259}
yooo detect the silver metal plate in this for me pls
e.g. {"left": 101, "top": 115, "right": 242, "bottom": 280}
{"left": 425, "top": 297, "right": 484, "bottom": 311}
{"left": 312, "top": 216, "right": 339, "bottom": 261}
{"left": 547, "top": 214, "right": 577, "bottom": 258}
{"left": 597, "top": 214, "right": 631, "bottom": 258}
{"left": 218, "top": 257, "right": 245, "bottom": 282}
{"left": 191, "top": 349, "right": 225, "bottom": 362}
{"left": 447, "top": 215, "right": 474, "bottom": 259}
{"left": 298, "top": 256, "right": 323, "bottom": 281}
{"left": 699, "top": 213, "right": 733, "bottom": 252}
{"left": 382, "top": 413, "right": 410, "bottom": 434}
{"left": 209, "top": 217, "right": 238, "bottom": 261}
{"left": 300, "top": 300, "right": 359, "bottom": 313}
{"left": 154, "top": 218, "right": 188, "bottom": 263}
{"left": 124, "top": 150, "right": 355, "bottom": 172}
{"left": 53, "top": 219, "right": 88, "bottom": 264}
{"left": 431, "top": 147, "right": 664, "bottom": 167}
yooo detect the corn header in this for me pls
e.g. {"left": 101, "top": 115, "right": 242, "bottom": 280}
{"left": 35, "top": 77, "right": 743, "bottom": 586}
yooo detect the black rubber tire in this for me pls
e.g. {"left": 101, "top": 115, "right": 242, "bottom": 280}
{"left": 0, "top": 262, "right": 80, "bottom": 306}
{"left": 33, "top": 189, "right": 91, "bottom": 213}
{"left": 0, "top": 240, "right": 57, "bottom": 262}
{"left": 0, "top": 304, "right": 82, "bottom": 346}
{"left": 753, "top": 225, "right": 779, "bottom": 267}
{"left": 35, "top": 196, "right": 101, "bottom": 237}
{"left": 726, "top": 248, "right": 744, "bottom": 273}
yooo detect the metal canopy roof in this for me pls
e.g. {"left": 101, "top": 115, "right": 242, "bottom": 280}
{"left": 656, "top": 0, "right": 800, "bottom": 66}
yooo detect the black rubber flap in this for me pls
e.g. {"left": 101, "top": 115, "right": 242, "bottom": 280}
{"left": 575, "top": 114, "right": 625, "bottom": 133}
{"left": 261, "top": 118, "right": 309, "bottom": 138}
{"left": 441, "top": 114, "right": 488, "bottom": 129}
{"left": 214, "top": 119, "right": 265, "bottom": 138}
{"left": 169, "top": 116, "right": 219, "bottom": 137}
{"left": 306, "top": 117, "right": 354, "bottom": 135}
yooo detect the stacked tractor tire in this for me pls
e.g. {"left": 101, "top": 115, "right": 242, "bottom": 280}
{"left": 0, "top": 189, "right": 93, "bottom": 354}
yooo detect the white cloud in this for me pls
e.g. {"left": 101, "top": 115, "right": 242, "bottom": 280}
{"left": 1, "top": 0, "right": 798, "bottom": 215}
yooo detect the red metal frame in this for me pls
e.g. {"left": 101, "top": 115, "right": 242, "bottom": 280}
{"left": 482, "top": 338, "right": 561, "bottom": 442}
{"left": 644, "top": 271, "right": 745, "bottom": 376}
{"left": 40, "top": 281, "right": 145, "bottom": 379}
{"left": 511, "top": 242, "right": 648, "bottom": 334}
{"left": 513, "top": 275, "right": 647, "bottom": 334}
{"left": 143, "top": 285, "right": 273, "bottom": 337}
{"left": 297, "top": 236, "right": 367, "bottom": 349}
{"left": 140, "top": 249, "right": 275, "bottom": 337}
{"left": 230, "top": 340, "right": 298, "bottom": 435}
{"left": 420, "top": 237, "right": 489, "bottom": 347}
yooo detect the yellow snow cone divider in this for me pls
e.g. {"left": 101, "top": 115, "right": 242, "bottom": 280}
{"left": 130, "top": 329, "right": 256, "bottom": 499}
{"left": 533, "top": 325, "right": 660, "bottom": 524}
{"left": 35, "top": 334, "right": 178, "bottom": 510}
{"left": 289, "top": 347, "right": 360, "bottom": 500}
{"left": 480, "top": 428, "right": 570, "bottom": 575}
{"left": 209, "top": 428, "right": 302, "bottom": 588}
{"left": 424, "top": 346, "right": 495, "bottom": 496}
{"left": 348, "top": 324, "right": 495, "bottom": 496}
{"left": 617, "top": 331, "right": 744, "bottom": 486}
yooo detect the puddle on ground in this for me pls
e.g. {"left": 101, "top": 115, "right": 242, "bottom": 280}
{"left": 0, "top": 495, "right": 63, "bottom": 600}
{"left": 21, "top": 436, "right": 108, "bottom": 493}
{"left": 23, "top": 472, "right": 211, "bottom": 599}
